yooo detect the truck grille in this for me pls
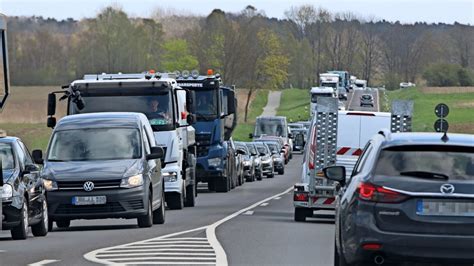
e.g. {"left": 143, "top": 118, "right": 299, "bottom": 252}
{"left": 196, "top": 133, "right": 211, "bottom": 157}
{"left": 57, "top": 179, "right": 122, "bottom": 190}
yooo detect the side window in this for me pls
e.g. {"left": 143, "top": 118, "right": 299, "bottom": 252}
{"left": 15, "top": 142, "right": 26, "bottom": 170}
{"left": 142, "top": 128, "right": 151, "bottom": 155}
{"left": 18, "top": 141, "right": 33, "bottom": 165}
{"left": 351, "top": 142, "right": 373, "bottom": 177}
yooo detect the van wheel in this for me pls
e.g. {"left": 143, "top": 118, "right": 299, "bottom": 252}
{"left": 153, "top": 191, "right": 165, "bottom": 224}
{"left": 184, "top": 184, "right": 196, "bottom": 207}
{"left": 138, "top": 195, "right": 153, "bottom": 228}
{"left": 207, "top": 180, "right": 215, "bottom": 191}
{"left": 215, "top": 176, "right": 230, "bottom": 192}
{"left": 167, "top": 190, "right": 184, "bottom": 210}
{"left": 48, "top": 218, "right": 53, "bottom": 232}
{"left": 32, "top": 200, "right": 48, "bottom": 237}
{"left": 278, "top": 169, "right": 284, "bottom": 175}
{"left": 11, "top": 200, "right": 29, "bottom": 240}
{"left": 294, "top": 208, "right": 307, "bottom": 222}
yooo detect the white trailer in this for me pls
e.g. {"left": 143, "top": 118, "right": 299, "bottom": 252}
{"left": 354, "top": 79, "right": 367, "bottom": 89}
{"left": 319, "top": 73, "right": 339, "bottom": 89}
{"left": 310, "top": 86, "right": 337, "bottom": 115}
{"left": 294, "top": 100, "right": 413, "bottom": 221}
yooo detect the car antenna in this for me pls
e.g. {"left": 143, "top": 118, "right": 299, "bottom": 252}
{"left": 441, "top": 131, "right": 449, "bottom": 143}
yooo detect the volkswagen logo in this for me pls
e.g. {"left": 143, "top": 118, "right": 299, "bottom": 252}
{"left": 440, "top": 184, "right": 455, "bottom": 194}
{"left": 83, "top": 181, "right": 95, "bottom": 192}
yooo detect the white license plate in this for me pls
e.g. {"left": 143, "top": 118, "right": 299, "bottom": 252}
{"left": 417, "top": 200, "right": 474, "bottom": 217}
{"left": 72, "top": 196, "right": 107, "bottom": 206}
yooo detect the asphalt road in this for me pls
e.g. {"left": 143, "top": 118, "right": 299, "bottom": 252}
{"left": 346, "top": 88, "right": 380, "bottom": 112}
{"left": 1, "top": 154, "right": 332, "bottom": 266}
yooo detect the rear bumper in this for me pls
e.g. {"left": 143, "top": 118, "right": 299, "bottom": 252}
{"left": 344, "top": 213, "right": 474, "bottom": 263}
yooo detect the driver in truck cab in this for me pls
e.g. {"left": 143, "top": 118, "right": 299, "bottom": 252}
{"left": 148, "top": 98, "right": 170, "bottom": 120}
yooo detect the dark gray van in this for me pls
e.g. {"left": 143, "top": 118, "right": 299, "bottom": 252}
{"left": 32, "top": 112, "right": 165, "bottom": 230}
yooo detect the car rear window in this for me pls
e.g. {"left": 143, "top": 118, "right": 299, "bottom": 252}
{"left": 374, "top": 145, "right": 474, "bottom": 180}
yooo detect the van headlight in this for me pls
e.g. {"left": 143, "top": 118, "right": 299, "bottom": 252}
{"left": 121, "top": 174, "right": 144, "bottom": 188}
{"left": 163, "top": 171, "right": 178, "bottom": 182}
{"left": 1, "top": 184, "right": 13, "bottom": 199}
{"left": 208, "top": 158, "right": 222, "bottom": 167}
{"left": 42, "top": 179, "right": 58, "bottom": 191}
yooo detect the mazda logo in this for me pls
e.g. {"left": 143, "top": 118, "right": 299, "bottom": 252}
{"left": 83, "top": 181, "right": 95, "bottom": 192}
{"left": 440, "top": 184, "right": 455, "bottom": 194}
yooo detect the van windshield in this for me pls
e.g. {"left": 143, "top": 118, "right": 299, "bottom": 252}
{"left": 48, "top": 128, "right": 142, "bottom": 161}
{"left": 311, "top": 93, "right": 333, "bottom": 103}
{"left": 255, "top": 119, "right": 287, "bottom": 138}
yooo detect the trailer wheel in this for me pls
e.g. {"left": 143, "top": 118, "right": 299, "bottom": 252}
{"left": 294, "top": 208, "right": 307, "bottom": 222}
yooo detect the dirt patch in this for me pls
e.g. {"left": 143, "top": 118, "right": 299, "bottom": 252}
{"left": 454, "top": 101, "right": 474, "bottom": 108}
{"left": 421, "top": 87, "right": 474, "bottom": 94}
{"left": 450, "top": 123, "right": 474, "bottom": 134}
{"left": 236, "top": 88, "right": 257, "bottom": 123}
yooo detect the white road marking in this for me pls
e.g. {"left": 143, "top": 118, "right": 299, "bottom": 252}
{"left": 28, "top": 260, "right": 60, "bottom": 266}
{"left": 347, "top": 90, "right": 356, "bottom": 110}
{"left": 84, "top": 187, "right": 293, "bottom": 266}
{"left": 260, "top": 202, "right": 269, "bottom": 207}
{"left": 273, "top": 196, "right": 282, "bottom": 200}
{"left": 375, "top": 89, "right": 380, "bottom": 111}
{"left": 0, "top": 250, "right": 5, "bottom": 253}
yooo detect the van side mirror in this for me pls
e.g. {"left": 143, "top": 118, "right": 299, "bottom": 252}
{"left": 236, "top": 149, "right": 246, "bottom": 155}
{"left": 186, "top": 114, "right": 196, "bottom": 125}
{"left": 323, "top": 166, "right": 346, "bottom": 186}
{"left": 24, "top": 164, "right": 40, "bottom": 174}
{"left": 186, "top": 90, "right": 196, "bottom": 113}
{"left": 32, "top": 150, "right": 44, "bottom": 164}
{"left": 47, "top": 93, "right": 56, "bottom": 116}
{"left": 227, "top": 90, "right": 236, "bottom": 114}
{"left": 248, "top": 133, "right": 253, "bottom": 139}
{"left": 47, "top": 117, "right": 56, "bottom": 128}
{"left": 147, "top": 146, "right": 165, "bottom": 160}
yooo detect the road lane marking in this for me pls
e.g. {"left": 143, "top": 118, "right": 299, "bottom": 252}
{"left": 260, "top": 202, "right": 269, "bottom": 207}
{"left": 84, "top": 187, "right": 293, "bottom": 266}
{"left": 273, "top": 196, "right": 281, "bottom": 200}
{"left": 28, "top": 260, "right": 60, "bottom": 266}
{"left": 375, "top": 88, "right": 380, "bottom": 111}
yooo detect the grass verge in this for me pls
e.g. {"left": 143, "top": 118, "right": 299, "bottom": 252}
{"left": 385, "top": 87, "right": 474, "bottom": 133}
{"left": 233, "top": 90, "right": 269, "bottom": 141}
{"left": 276, "top": 88, "right": 310, "bottom": 122}
{"left": 0, "top": 123, "right": 52, "bottom": 150}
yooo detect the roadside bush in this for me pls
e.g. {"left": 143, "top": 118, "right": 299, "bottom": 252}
{"left": 384, "top": 73, "right": 402, "bottom": 90}
{"left": 423, "top": 63, "right": 474, "bottom": 86}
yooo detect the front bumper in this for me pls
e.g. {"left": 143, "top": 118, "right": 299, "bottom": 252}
{"left": 47, "top": 186, "right": 148, "bottom": 220}
{"left": 163, "top": 163, "right": 184, "bottom": 193}
{"left": 261, "top": 162, "right": 273, "bottom": 174}
{"left": 2, "top": 202, "right": 22, "bottom": 230}
{"left": 273, "top": 161, "right": 284, "bottom": 171}
{"left": 344, "top": 210, "right": 474, "bottom": 264}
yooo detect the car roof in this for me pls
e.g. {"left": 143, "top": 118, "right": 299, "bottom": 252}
{"left": 56, "top": 112, "right": 147, "bottom": 130}
{"left": 0, "top": 136, "right": 20, "bottom": 143}
{"left": 382, "top": 132, "right": 474, "bottom": 148}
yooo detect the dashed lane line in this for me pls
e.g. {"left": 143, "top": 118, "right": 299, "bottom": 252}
{"left": 28, "top": 260, "right": 61, "bottom": 266}
{"left": 273, "top": 196, "right": 281, "bottom": 200}
{"left": 260, "top": 202, "right": 269, "bottom": 207}
{"left": 84, "top": 187, "right": 293, "bottom": 265}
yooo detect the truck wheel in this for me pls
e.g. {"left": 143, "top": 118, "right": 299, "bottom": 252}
{"left": 215, "top": 176, "right": 230, "bottom": 192}
{"left": 11, "top": 200, "right": 29, "bottom": 240}
{"left": 184, "top": 184, "right": 196, "bottom": 207}
{"left": 167, "top": 191, "right": 184, "bottom": 210}
{"left": 153, "top": 191, "right": 166, "bottom": 224}
{"left": 294, "top": 208, "right": 307, "bottom": 222}
{"left": 278, "top": 168, "right": 285, "bottom": 175}
{"left": 56, "top": 219, "right": 70, "bottom": 229}
{"left": 138, "top": 195, "right": 153, "bottom": 228}
{"left": 31, "top": 200, "right": 48, "bottom": 237}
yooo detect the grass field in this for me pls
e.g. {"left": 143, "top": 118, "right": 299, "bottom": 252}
{"left": 386, "top": 87, "right": 474, "bottom": 133}
{"left": 276, "top": 88, "right": 310, "bottom": 122}
{"left": 233, "top": 89, "right": 269, "bottom": 141}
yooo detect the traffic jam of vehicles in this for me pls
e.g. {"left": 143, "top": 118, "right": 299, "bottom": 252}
{"left": 1, "top": 12, "right": 474, "bottom": 266}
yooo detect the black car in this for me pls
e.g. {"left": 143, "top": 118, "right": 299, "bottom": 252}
{"left": 33, "top": 113, "right": 165, "bottom": 230}
{"left": 1, "top": 136, "right": 48, "bottom": 239}
{"left": 325, "top": 132, "right": 474, "bottom": 265}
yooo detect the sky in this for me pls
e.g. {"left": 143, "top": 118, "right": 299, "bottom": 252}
{"left": 0, "top": 0, "right": 473, "bottom": 24}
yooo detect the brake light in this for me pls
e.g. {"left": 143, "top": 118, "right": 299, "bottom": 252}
{"left": 358, "top": 182, "right": 408, "bottom": 203}
{"left": 294, "top": 192, "right": 309, "bottom": 202}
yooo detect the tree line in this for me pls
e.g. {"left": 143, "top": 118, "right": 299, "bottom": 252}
{"left": 7, "top": 5, "right": 474, "bottom": 93}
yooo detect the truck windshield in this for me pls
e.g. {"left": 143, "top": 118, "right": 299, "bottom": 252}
{"left": 70, "top": 93, "right": 173, "bottom": 129}
{"left": 47, "top": 128, "right": 142, "bottom": 161}
{"left": 311, "top": 93, "right": 333, "bottom": 103}
{"left": 255, "top": 119, "right": 288, "bottom": 138}
{"left": 193, "top": 89, "right": 218, "bottom": 120}
{"left": 320, "top": 82, "right": 337, "bottom": 88}
{"left": 0, "top": 143, "right": 14, "bottom": 170}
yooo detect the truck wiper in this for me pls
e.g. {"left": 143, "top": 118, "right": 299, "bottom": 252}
{"left": 399, "top": 171, "right": 449, "bottom": 180}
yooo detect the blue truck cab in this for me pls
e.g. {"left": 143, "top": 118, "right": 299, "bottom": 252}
{"left": 174, "top": 71, "right": 237, "bottom": 193}
{"left": 328, "top": 70, "right": 350, "bottom": 93}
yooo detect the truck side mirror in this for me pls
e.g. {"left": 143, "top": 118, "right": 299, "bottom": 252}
{"left": 32, "top": 150, "right": 44, "bottom": 164}
{"left": 47, "top": 117, "right": 56, "bottom": 128}
{"left": 248, "top": 133, "right": 253, "bottom": 139}
{"left": 186, "top": 114, "right": 196, "bottom": 125}
{"left": 186, "top": 90, "right": 196, "bottom": 114}
{"left": 47, "top": 93, "right": 56, "bottom": 116}
{"left": 227, "top": 90, "right": 236, "bottom": 114}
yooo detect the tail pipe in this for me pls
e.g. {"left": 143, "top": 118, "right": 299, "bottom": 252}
{"left": 373, "top": 255, "right": 385, "bottom": 265}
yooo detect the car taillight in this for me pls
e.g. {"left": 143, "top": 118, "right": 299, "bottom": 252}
{"left": 357, "top": 182, "right": 408, "bottom": 203}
